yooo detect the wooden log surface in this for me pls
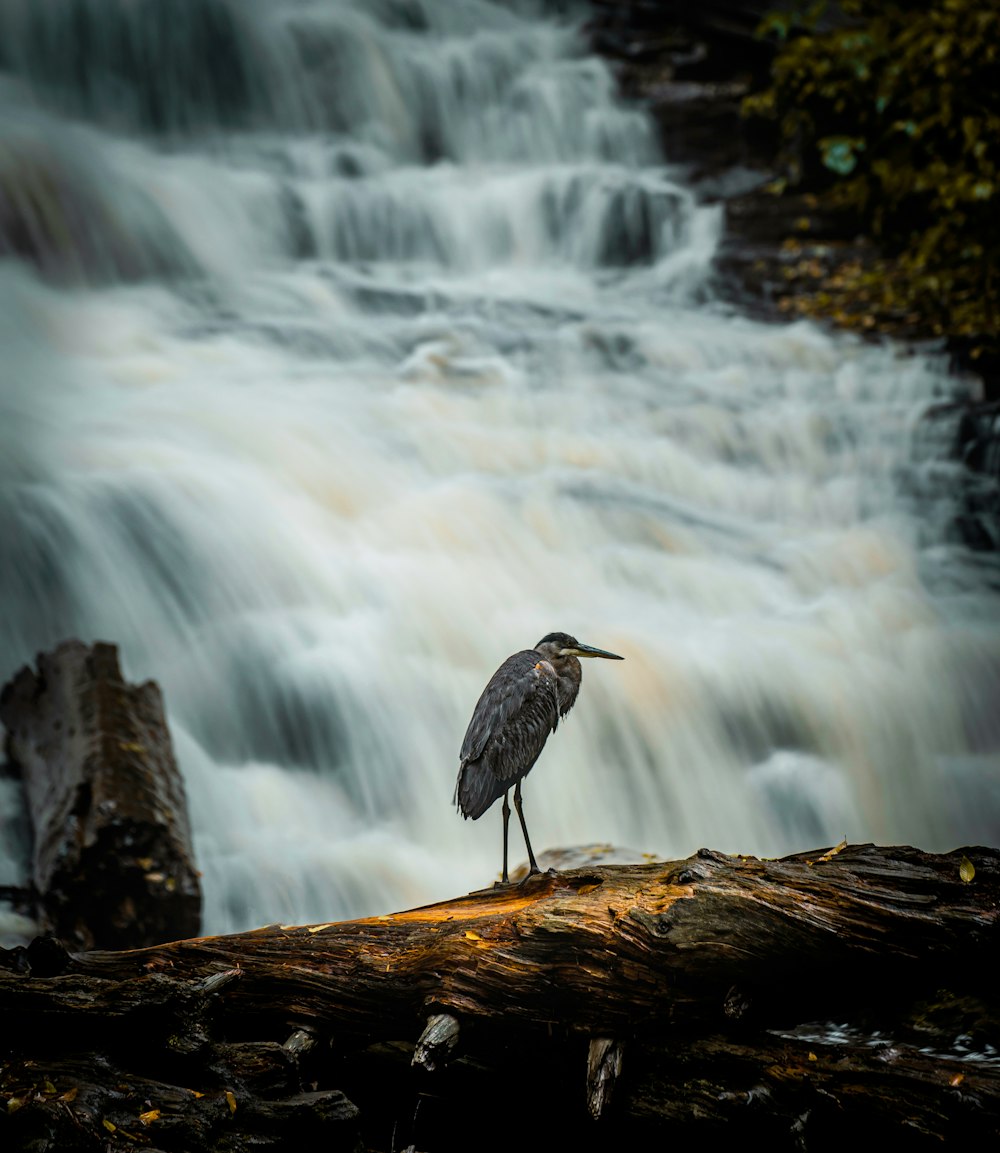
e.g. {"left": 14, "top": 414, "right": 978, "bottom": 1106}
{"left": 2, "top": 842, "right": 999, "bottom": 1150}
{"left": 45, "top": 843, "right": 1000, "bottom": 1031}
{"left": 0, "top": 640, "right": 201, "bottom": 950}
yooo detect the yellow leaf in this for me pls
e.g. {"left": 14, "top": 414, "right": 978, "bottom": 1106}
{"left": 226, "top": 1090, "right": 237, "bottom": 1115}
{"left": 808, "top": 1052, "right": 817, "bottom": 1062}
{"left": 139, "top": 1109, "right": 160, "bottom": 1125}
{"left": 817, "top": 838, "right": 848, "bottom": 863}
{"left": 102, "top": 1119, "right": 117, "bottom": 1133}
{"left": 464, "top": 930, "right": 481, "bottom": 941}
{"left": 960, "top": 857, "right": 975, "bottom": 883}
{"left": 60, "top": 1087, "right": 78, "bottom": 1103}
{"left": 43, "top": 1081, "right": 56, "bottom": 1094}
{"left": 7, "top": 1096, "right": 25, "bottom": 1114}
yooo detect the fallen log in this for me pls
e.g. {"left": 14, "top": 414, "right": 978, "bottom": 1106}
{"left": 2, "top": 843, "right": 999, "bottom": 1150}
{"left": 0, "top": 640, "right": 201, "bottom": 950}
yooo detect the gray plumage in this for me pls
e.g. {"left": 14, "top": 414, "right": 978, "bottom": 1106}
{"left": 455, "top": 631, "right": 624, "bottom": 883}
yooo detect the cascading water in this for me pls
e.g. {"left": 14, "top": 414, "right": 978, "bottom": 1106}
{"left": 1, "top": 0, "right": 998, "bottom": 941}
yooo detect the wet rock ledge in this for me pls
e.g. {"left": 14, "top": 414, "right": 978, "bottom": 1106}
{"left": 586, "top": 0, "right": 800, "bottom": 308}
{"left": 585, "top": 0, "right": 999, "bottom": 548}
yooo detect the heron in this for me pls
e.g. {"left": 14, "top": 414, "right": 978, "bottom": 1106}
{"left": 454, "top": 632, "right": 624, "bottom": 884}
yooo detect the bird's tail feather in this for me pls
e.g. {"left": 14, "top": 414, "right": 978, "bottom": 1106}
{"left": 455, "top": 760, "right": 502, "bottom": 820}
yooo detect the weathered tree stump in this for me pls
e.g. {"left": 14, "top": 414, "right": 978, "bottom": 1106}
{"left": 2, "top": 843, "right": 998, "bottom": 1150}
{"left": 0, "top": 640, "right": 201, "bottom": 949}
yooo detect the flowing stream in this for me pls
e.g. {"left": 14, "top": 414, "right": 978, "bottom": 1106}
{"left": 1, "top": 0, "right": 998, "bottom": 938}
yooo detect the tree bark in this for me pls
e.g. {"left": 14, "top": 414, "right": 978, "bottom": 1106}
{"left": 0, "top": 640, "right": 201, "bottom": 950}
{"left": 2, "top": 842, "right": 999, "bottom": 1150}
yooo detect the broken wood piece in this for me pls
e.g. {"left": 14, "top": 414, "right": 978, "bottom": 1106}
{"left": 198, "top": 968, "right": 243, "bottom": 996}
{"left": 412, "top": 1012, "right": 461, "bottom": 1071}
{"left": 587, "top": 1037, "right": 625, "bottom": 1119}
{"left": 0, "top": 639, "right": 201, "bottom": 950}
{"left": 283, "top": 1028, "right": 318, "bottom": 1056}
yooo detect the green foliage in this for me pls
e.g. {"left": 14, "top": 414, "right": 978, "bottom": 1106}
{"left": 744, "top": 0, "right": 1000, "bottom": 343}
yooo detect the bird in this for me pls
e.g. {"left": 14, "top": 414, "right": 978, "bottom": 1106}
{"left": 454, "top": 632, "right": 624, "bottom": 884}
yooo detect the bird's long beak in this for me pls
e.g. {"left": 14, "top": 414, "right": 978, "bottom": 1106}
{"left": 568, "top": 642, "right": 624, "bottom": 660}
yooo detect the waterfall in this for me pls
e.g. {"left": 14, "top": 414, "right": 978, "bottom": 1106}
{"left": 1, "top": 0, "right": 998, "bottom": 939}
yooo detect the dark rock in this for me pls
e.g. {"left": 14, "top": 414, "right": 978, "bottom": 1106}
{"left": 0, "top": 131, "right": 196, "bottom": 285}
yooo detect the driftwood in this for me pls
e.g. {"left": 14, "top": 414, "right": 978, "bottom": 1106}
{"left": 0, "top": 640, "right": 201, "bottom": 950}
{"left": 2, "top": 843, "right": 999, "bottom": 1150}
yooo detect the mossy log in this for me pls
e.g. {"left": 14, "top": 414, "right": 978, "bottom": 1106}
{"left": 2, "top": 843, "right": 999, "bottom": 1150}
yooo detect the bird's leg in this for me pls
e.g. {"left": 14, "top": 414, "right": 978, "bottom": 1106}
{"left": 501, "top": 790, "right": 511, "bottom": 884}
{"left": 513, "top": 779, "right": 540, "bottom": 876}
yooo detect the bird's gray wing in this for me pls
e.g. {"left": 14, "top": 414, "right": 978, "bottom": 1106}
{"left": 459, "top": 649, "right": 560, "bottom": 779}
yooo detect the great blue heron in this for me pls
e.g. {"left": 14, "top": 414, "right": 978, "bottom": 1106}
{"left": 454, "top": 632, "right": 624, "bottom": 883}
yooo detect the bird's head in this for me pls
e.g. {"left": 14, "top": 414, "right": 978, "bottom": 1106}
{"left": 534, "top": 633, "right": 624, "bottom": 663}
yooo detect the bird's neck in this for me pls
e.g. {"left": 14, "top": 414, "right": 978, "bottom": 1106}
{"left": 554, "top": 658, "right": 582, "bottom": 717}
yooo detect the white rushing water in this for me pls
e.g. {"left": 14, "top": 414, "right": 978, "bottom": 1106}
{"left": 1, "top": 0, "right": 998, "bottom": 939}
